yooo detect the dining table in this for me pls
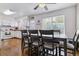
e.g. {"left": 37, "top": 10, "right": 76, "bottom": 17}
{"left": 21, "top": 30, "right": 72, "bottom": 56}
{"left": 31, "top": 33, "right": 70, "bottom": 56}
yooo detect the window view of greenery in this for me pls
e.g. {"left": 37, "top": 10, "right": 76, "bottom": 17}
{"left": 42, "top": 15, "right": 65, "bottom": 33}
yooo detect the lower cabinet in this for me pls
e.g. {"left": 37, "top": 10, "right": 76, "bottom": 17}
{"left": 0, "top": 31, "right": 21, "bottom": 40}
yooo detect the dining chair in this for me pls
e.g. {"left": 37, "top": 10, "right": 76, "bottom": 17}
{"left": 28, "top": 30, "right": 42, "bottom": 56}
{"left": 68, "top": 32, "right": 79, "bottom": 51}
{"left": 39, "top": 30, "right": 59, "bottom": 56}
{"left": 21, "top": 30, "right": 29, "bottom": 55}
{"left": 59, "top": 32, "right": 79, "bottom": 56}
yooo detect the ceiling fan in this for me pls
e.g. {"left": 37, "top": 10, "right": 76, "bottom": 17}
{"left": 34, "top": 3, "right": 56, "bottom": 10}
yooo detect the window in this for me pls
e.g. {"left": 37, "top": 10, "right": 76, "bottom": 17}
{"left": 42, "top": 17, "right": 52, "bottom": 30}
{"left": 41, "top": 15, "right": 65, "bottom": 33}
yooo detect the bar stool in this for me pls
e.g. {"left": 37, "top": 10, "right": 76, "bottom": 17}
{"left": 40, "top": 30, "right": 59, "bottom": 56}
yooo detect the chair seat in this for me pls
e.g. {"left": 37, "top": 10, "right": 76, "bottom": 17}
{"left": 32, "top": 42, "right": 38, "bottom": 46}
{"left": 60, "top": 42, "right": 74, "bottom": 49}
{"left": 44, "top": 42, "right": 58, "bottom": 49}
{"left": 44, "top": 44, "right": 52, "bottom": 49}
{"left": 24, "top": 44, "right": 28, "bottom": 48}
{"left": 42, "top": 36, "right": 52, "bottom": 40}
{"left": 67, "top": 43, "right": 74, "bottom": 49}
{"left": 24, "top": 40, "right": 28, "bottom": 43}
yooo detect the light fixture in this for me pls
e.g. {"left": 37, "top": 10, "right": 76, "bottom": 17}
{"left": 39, "top": 3, "right": 46, "bottom": 8}
{"left": 3, "top": 9, "right": 15, "bottom": 15}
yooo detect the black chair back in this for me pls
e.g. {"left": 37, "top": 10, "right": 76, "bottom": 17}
{"left": 73, "top": 32, "right": 77, "bottom": 42}
{"left": 74, "top": 34, "right": 79, "bottom": 46}
{"left": 28, "top": 30, "right": 41, "bottom": 55}
{"left": 29, "top": 30, "right": 38, "bottom": 34}
{"left": 39, "top": 30, "right": 59, "bottom": 56}
{"left": 28, "top": 30, "right": 39, "bottom": 41}
{"left": 21, "top": 30, "right": 29, "bottom": 55}
{"left": 69, "top": 32, "right": 77, "bottom": 45}
{"left": 72, "top": 32, "right": 79, "bottom": 45}
{"left": 39, "top": 30, "right": 54, "bottom": 38}
{"left": 73, "top": 34, "right": 79, "bottom": 56}
{"left": 40, "top": 30, "right": 53, "bottom": 35}
{"left": 21, "top": 30, "right": 28, "bottom": 38}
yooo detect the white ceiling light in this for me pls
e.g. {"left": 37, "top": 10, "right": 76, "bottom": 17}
{"left": 39, "top": 3, "right": 46, "bottom": 8}
{"left": 3, "top": 9, "right": 15, "bottom": 15}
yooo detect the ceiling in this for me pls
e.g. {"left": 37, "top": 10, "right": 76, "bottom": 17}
{"left": 0, "top": 3, "right": 76, "bottom": 18}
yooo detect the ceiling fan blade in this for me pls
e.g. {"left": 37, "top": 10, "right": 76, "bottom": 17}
{"left": 44, "top": 5, "right": 48, "bottom": 10}
{"left": 34, "top": 5, "right": 39, "bottom": 10}
{"left": 45, "top": 3, "right": 56, "bottom": 4}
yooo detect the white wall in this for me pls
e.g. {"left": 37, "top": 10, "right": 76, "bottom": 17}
{"left": 17, "top": 17, "right": 29, "bottom": 30}
{"left": 29, "top": 6, "right": 76, "bottom": 38}
{"left": 0, "top": 15, "right": 18, "bottom": 26}
{"left": 77, "top": 4, "right": 79, "bottom": 30}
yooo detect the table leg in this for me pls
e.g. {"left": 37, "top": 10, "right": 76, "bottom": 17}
{"left": 64, "top": 39, "right": 67, "bottom": 56}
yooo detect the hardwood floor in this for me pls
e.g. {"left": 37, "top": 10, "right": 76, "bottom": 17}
{"left": 0, "top": 38, "right": 79, "bottom": 56}
{"left": 0, "top": 38, "right": 21, "bottom": 56}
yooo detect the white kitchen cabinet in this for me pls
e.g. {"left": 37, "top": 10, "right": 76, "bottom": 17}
{"left": 13, "top": 31, "right": 21, "bottom": 38}
{"left": 0, "top": 30, "right": 22, "bottom": 40}
{"left": 0, "top": 31, "right": 13, "bottom": 39}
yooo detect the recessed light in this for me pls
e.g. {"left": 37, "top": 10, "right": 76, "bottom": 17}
{"left": 3, "top": 9, "right": 16, "bottom": 15}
